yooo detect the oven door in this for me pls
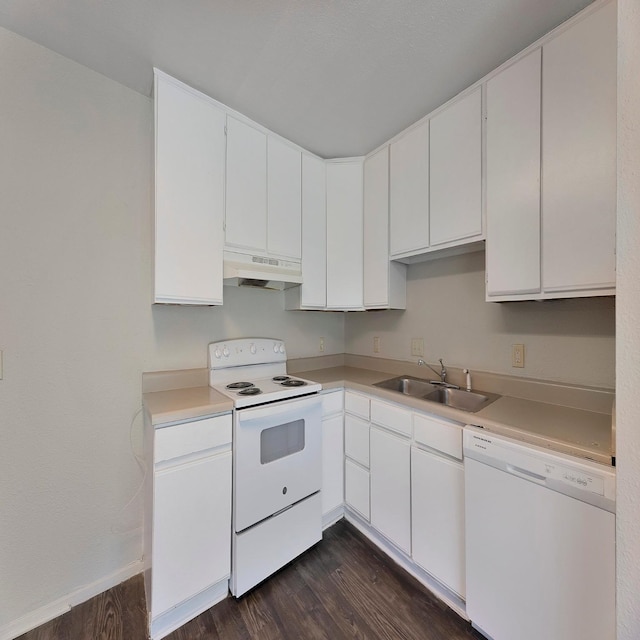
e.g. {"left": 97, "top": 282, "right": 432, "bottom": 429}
{"left": 233, "top": 394, "right": 322, "bottom": 533}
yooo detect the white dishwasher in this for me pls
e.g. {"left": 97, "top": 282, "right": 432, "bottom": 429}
{"left": 463, "top": 426, "right": 615, "bottom": 640}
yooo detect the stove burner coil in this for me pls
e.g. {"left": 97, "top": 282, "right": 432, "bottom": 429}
{"left": 272, "top": 376, "right": 290, "bottom": 382}
{"left": 280, "top": 379, "right": 306, "bottom": 387}
{"left": 238, "top": 387, "right": 262, "bottom": 396}
{"left": 227, "top": 382, "right": 254, "bottom": 389}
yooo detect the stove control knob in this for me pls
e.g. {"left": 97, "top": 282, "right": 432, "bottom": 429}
{"left": 214, "top": 348, "right": 222, "bottom": 359}
{"left": 273, "top": 343, "right": 279, "bottom": 353}
{"left": 250, "top": 343, "right": 257, "bottom": 355}
{"left": 279, "top": 344, "right": 285, "bottom": 354}
{"left": 222, "top": 346, "right": 230, "bottom": 358}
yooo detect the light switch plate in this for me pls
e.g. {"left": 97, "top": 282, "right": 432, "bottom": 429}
{"left": 373, "top": 336, "right": 380, "bottom": 353}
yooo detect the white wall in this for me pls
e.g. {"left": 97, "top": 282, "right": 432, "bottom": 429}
{"left": 346, "top": 251, "right": 615, "bottom": 389}
{"left": 0, "top": 27, "right": 344, "bottom": 634}
{"left": 616, "top": 0, "right": 640, "bottom": 636}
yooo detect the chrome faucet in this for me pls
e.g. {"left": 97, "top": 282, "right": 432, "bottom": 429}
{"left": 418, "top": 358, "right": 456, "bottom": 387}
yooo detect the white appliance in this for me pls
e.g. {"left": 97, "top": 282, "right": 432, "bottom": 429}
{"left": 208, "top": 338, "right": 322, "bottom": 597}
{"left": 463, "top": 426, "right": 616, "bottom": 640}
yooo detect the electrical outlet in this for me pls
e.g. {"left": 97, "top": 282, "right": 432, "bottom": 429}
{"left": 411, "top": 338, "right": 424, "bottom": 357}
{"left": 512, "top": 344, "right": 525, "bottom": 368}
{"left": 319, "top": 337, "right": 325, "bottom": 353}
{"left": 373, "top": 336, "right": 380, "bottom": 353}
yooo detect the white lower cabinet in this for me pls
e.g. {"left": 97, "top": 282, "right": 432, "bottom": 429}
{"left": 345, "top": 458, "right": 370, "bottom": 520}
{"left": 344, "top": 393, "right": 371, "bottom": 520}
{"left": 321, "top": 390, "right": 344, "bottom": 520}
{"left": 153, "top": 453, "right": 232, "bottom": 614}
{"left": 145, "top": 413, "right": 232, "bottom": 640}
{"left": 344, "top": 413, "right": 370, "bottom": 467}
{"left": 342, "top": 390, "right": 466, "bottom": 611}
{"left": 370, "top": 426, "right": 411, "bottom": 554}
{"left": 411, "top": 446, "right": 465, "bottom": 597}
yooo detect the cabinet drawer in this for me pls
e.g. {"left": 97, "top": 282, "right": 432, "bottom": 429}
{"left": 322, "top": 390, "right": 344, "bottom": 417}
{"left": 155, "top": 414, "right": 232, "bottom": 464}
{"left": 345, "top": 459, "right": 370, "bottom": 521}
{"left": 413, "top": 413, "right": 463, "bottom": 460}
{"left": 344, "top": 414, "right": 370, "bottom": 468}
{"left": 370, "top": 399, "right": 412, "bottom": 437}
{"left": 345, "top": 391, "right": 370, "bottom": 420}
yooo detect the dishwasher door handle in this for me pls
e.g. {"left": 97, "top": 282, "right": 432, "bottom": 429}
{"left": 506, "top": 464, "right": 547, "bottom": 484}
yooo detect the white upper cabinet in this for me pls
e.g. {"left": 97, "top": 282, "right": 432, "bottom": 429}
{"left": 286, "top": 154, "right": 327, "bottom": 309}
{"left": 154, "top": 72, "right": 226, "bottom": 305}
{"left": 429, "top": 87, "right": 483, "bottom": 247}
{"left": 486, "top": 1, "right": 616, "bottom": 301}
{"left": 326, "top": 159, "right": 364, "bottom": 310}
{"left": 389, "top": 120, "right": 430, "bottom": 257}
{"left": 486, "top": 49, "right": 542, "bottom": 298}
{"left": 363, "top": 146, "right": 406, "bottom": 309}
{"left": 267, "top": 137, "right": 302, "bottom": 259}
{"left": 225, "top": 116, "right": 268, "bottom": 253}
{"left": 541, "top": 1, "right": 616, "bottom": 294}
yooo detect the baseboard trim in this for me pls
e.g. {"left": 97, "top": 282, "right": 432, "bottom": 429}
{"left": 149, "top": 578, "right": 229, "bottom": 640}
{"left": 322, "top": 505, "right": 345, "bottom": 530}
{"left": 0, "top": 560, "right": 143, "bottom": 640}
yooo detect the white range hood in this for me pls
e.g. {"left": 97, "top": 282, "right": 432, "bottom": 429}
{"left": 223, "top": 251, "right": 302, "bottom": 290}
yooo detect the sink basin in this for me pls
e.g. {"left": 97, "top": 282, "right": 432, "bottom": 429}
{"left": 373, "top": 375, "right": 436, "bottom": 397}
{"left": 373, "top": 375, "right": 500, "bottom": 413}
{"left": 423, "top": 387, "right": 500, "bottom": 413}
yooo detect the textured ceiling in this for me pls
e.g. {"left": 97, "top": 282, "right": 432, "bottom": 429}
{"left": 0, "top": 0, "right": 594, "bottom": 157}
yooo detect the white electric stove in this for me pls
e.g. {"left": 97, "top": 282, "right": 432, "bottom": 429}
{"left": 208, "top": 338, "right": 323, "bottom": 597}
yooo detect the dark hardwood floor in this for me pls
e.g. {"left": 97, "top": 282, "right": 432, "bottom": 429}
{"left": 18, "top": 519, "right": 484, "bottom": 640}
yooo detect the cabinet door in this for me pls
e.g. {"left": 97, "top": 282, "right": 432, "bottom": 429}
{"left": 152, "top": 451, "right": 232, "bottom": 616}
{"left": 429, "top": 88, "right": 482, "bottom": 246}
{"left": 225, "top": 116, "right": 267, "bottom": 253}
{"left": 411, "top": 447, "right": 465, "bottom": 597}
{"left": 267, "top": 137, "right": 302, "bottom": 259}
{"left": 542, "top": 2, "right": 616, "bottom": 293}
{"left": 363, "top": 147, "right": 407, "bottom": 309}
{"left": 345, "top": 458, "right": 370, "bottom": 520}
{"left": 364, "top": 146, "right": 390, "bottom": 307}
{"left": 370, "top": 426, "right": 411, "bottom": 554}
{"left": 322, "top": 413, "right": 344, "bottom": 516}
{"left": 389, "top": 121, "right": 429, "bottom": 256}
{"left": 485, "top": 49, "right": 542, "bottom": 297}
{"left": 326, "top": 160, "right": 364, "bottom": 310}
{"left": 154, "top": 74, "right": 226, "bottom": 305}
{"left": 301, "top": 154, "right": 327, "bottom": 307}
{"left": 344, "top": 413, "right": 370, "bottom": 468}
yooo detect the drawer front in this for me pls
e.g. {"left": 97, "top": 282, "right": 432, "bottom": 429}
{"left": 155, "top": 414, "right": 232, "bottom": 464}
{"left": 345, "top": 391, "right": 370, "bottom": 420}
{"left": 413, "top": 413, "right": 463, "bottom": 460}
{"left": 345, "top": 458, "right": 370, "bottom": 520}
{"left": 344, "top": 413, "right": 370, "bottom": 467}
{"left": 370, "top": 399, "right": 412, "bottom": 437}
{"left": 322, "top": 389, "right": 344, "bottom": 416}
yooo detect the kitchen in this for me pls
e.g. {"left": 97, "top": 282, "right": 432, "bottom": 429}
{"left": 0, "top": 0, "right": 638, "bottom": 639}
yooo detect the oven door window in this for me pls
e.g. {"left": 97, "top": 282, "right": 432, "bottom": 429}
{"left": 260, "top": 419, "right": 305, "bottom": 464}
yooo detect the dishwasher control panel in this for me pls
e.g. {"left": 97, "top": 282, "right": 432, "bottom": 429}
{"left": 463, "top": 427, "right": 615, "bottom": 505}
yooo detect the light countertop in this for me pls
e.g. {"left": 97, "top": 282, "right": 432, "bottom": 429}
{"left": 143, "top": 364, "right": 613, "bottom": 466}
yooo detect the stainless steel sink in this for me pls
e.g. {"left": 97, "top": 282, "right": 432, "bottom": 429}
{"left": 373, "top": 375, "right": 436, "bottom": 397}
{"left": 423, "top": 387, "right": 500, "bottom": 413}
{"left": 373, "top": 375, "right": 500, "bottom": 413}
